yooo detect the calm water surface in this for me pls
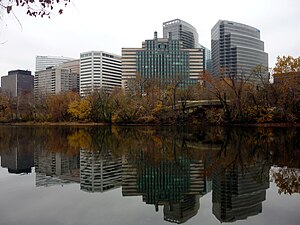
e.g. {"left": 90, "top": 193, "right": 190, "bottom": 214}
{"left": 0, "top": 125, "right": 299, "bottom": 225}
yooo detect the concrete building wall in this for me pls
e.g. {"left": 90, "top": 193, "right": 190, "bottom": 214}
{"left": 34, "top": 61, "right": 79, "bottom": 97}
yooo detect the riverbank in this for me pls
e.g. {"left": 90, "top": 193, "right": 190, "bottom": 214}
{"left": 0, "top": 121, "right": 111, "bottom": 126}
{"left": 232, "top": 122, "right": 300, "bottom": 127}
{"left": 1, "top": 121, "right": 300, "bottom": 127}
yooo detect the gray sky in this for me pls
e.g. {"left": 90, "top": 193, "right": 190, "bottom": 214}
{"left": 0, "top": 0, "right": 299, "bottom": 80}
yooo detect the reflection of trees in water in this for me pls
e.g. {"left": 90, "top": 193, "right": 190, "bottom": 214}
{"left": 270, "top": 167, "right": 300, "bottom": 194}
{"left": 268, "top": 128, "right": 300, "bottom": 195}
{"left": 0, "top": 126, "right": 35, "bottom": 173}
{"left": 0, "top": 126, "right": 35, "bottom": 154}
{"left": 0, "top": 125, "right": 299, "bottom": 195}
{"left": 203, "top": 127, "right": 300, "bottom": 196}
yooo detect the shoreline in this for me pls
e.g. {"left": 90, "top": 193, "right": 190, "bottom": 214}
{"left": 0, "top": 121, "right": 299, "bottom": 127}
{"left": 230, "top": 122, "right": 300, "bottom": 127}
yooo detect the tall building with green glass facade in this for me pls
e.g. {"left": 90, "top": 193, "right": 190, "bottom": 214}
{"left": 122, "top": 32, "right": 204, "bottom": 88}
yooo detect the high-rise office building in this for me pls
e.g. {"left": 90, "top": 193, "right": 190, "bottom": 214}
{"left": 163, "top": 19, "right": 212, "bottom": 72}
{"left": 80, "top": 51, "right": 122, "bottom": 96}
{"left": 211, "top": 20, "right": 268, "bottom": 82}
{"left": 122, "top": 32, "right": 204, "bottom": 88}
{"left": 35, "top": 55, "right": 74, "bottom": 72}
{"left": 34, "top": 59, "right": 79, "bottom": 97}
{"left": 1, "top": 70, "right": 34, "bottom": 97}
{"left": 163, "top": 19, "right": 199, "bottom": 49}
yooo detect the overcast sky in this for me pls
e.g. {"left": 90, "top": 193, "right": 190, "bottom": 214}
{"left": 0, "top": 0, "right": 299, "bottom": 80}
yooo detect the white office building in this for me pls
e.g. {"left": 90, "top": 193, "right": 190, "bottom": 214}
{"left": 80, "top": 51, "right": 122, "bottom": 96}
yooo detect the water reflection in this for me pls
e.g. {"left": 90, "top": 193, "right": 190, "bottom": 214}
{"left": 123, "top": 152, "right": 205, "bottom": 223}
{"left": 0, "top": 127, "right": 34, "bottom": 174}
{"left": 212, "top": 161, "right": 269, "bottom": 222}
{"left": 34, "top": 148, "right": 80, "bottom": 187}
{"left": 0, "top": 125, "right": 299, "bottom": 224}
{"left": 80, "top": 149, "right": 122, "bottom": 192}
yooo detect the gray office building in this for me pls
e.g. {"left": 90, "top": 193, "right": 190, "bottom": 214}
{"left": 211, "top": 20, "right": 268, "bottom": 82}
{"left": 34, "top": 59, "right": 79, "bottom": 97}
{"left": 163, "top": 19, "right": 199, "bottom": 49}
{"left": 163, "top": 19, "right": 211, "bottom": 72}
{"left": 1, "top": 70, "right": 34, "bottom": 97}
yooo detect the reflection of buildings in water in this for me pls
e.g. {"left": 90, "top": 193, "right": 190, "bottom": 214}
{"left": 1, "top": 146, "right": 34, "bottom": 174}
{"left": 212, "top": 162, "right": 270, "bottom": 222}
{"left": 122, "top": 155, "right": 208, "bottom": 223}
{"left": 163, "top": 194, "right": 200, "bottom": 224}
{"left": 34, "top": 149, "right": 80, "bottom": 187}
{"left": 80, "top": 150, "right": 122, "bottom": 193}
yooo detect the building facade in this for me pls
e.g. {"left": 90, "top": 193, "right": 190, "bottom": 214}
{"left": 211, "top": 20, "right": 268, "bottom": 82}
{"left": 122, "top": 32, "right": 204, "bottom": 88}
{"left": 80, "top": 51, "right": 122, "bottom": 96}
{"left": 34, "top": 59, "right": 79, "bottom": 97}
{"left": 1, "top": 70, "right": 34, "bottom": 97}
{"left": 35, "top": 55, "right": 74, "bottom": 72}
{"left": 163, "top": 19, "right": 199, "bottom": 49}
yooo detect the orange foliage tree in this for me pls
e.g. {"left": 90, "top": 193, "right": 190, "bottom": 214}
{"left": 45, "top": 91, "right": 79, "bottom": 121}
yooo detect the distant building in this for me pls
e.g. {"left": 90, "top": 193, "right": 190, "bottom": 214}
{"left": 35, "top": 55, "right": 74, "bottom": 72}
{"left": 1, "top": 70, "right": 34, "bottom": 97}
{"left": 211, "top": 20, "right": 268, "bottom": 83}
{"left": 163, "top": 18, "right": 199, "bottom": 49}
{"left": 34, "top": 59, "right": 79, "bottom": 97}
{"left": 122, "top": 32, "right": 204, "bottom": 88}
{"left": 80, "top": 51, "right": 122, "bottom": 96}
{"left": 200, "top": 45, "right": 212, "bottom": 73}
{"left": 163, "top": 19, "right": 211, "bottom": 72}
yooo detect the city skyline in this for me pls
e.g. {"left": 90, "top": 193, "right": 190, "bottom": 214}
{"left": 0, "top": 0, "right": 299, "bottom": 80}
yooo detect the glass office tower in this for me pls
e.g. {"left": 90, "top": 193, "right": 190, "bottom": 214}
{"left": 211, "top": 20, "right": 268, "bottom": 82}
{"left": 163, "top": 19, "right": 199, "bottom": 49}
{"left": 122, "top": 32, "right": 204, "bottom": 87}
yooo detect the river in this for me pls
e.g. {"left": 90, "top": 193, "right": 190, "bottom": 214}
{"left": 0, "top": 125, "right": 299, "bottom": 225}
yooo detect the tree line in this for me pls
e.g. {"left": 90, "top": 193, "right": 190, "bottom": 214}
{"left": 0, "top": 55, "right": 299, "bottom": 124}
